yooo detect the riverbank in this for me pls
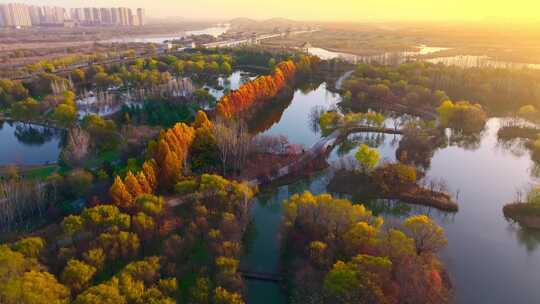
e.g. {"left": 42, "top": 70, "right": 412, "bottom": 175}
{"left": 498, "top": 125, "right": 540, "bottom": 140}
{"left": 0, "top": 164, "right": 58, "bottom": 179}
{"left": 0, "top": 115, "right": 67, "bottom": 131}
{"left": 503, "top": 202, "right": 540, "bottom": 229}
{"left": 328, "top": 169, "right": 458, "bottom": 212}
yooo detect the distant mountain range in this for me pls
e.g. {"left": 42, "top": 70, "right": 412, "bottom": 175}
{"left": 229, "top": 17, "right": 313, "bottom": 31}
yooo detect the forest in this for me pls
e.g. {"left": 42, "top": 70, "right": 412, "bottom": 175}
{"left": 6, "top": 43, "right": 540, "bottom": 303}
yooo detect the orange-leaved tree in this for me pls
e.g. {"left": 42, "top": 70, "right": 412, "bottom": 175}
{"left": 216, "top": 60, "right": 297, "bottom": 119}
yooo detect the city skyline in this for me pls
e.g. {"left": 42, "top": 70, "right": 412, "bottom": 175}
{"left": 0, "top": 3, "right": 144, "bottom": 27}
{"left": 1, "top": 0, "right": 539, "bottom": 22}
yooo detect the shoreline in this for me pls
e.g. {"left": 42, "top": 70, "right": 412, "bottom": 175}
{"left": 503, "top": 202, "right": 540, "bottom": 229}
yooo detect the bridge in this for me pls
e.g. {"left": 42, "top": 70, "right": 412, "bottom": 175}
{"left": 239, "top": 270, "right": 284, "bottom": 283}
{"left": 250, "top": 124, "right": 404, "bottom": 186}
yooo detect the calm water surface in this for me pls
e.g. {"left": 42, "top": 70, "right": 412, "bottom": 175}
{"left": 104, "top": 24, "right": 230, "bottom": 44}
{"left": 0, "top": 121, "right": 63, "bottom": 165}
{"left": 206, "top": 70, "right": 256, "bottom": 100}
{"left": 243, "top": 80, "right": 540, "bottom": 304}
{"left": 309, "top": 46, "right": 540, "bottom": 70}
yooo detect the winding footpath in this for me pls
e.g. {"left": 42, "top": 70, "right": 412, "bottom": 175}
{"left": 250, "top": 124, "right": 403, "bottom": 186}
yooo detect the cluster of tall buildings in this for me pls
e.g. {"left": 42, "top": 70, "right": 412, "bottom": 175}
{"left": 70, "top": 7, "right": 145, "bottom": 27}
{"left": 0, "top": 3, "right": 145, "bottom": 28}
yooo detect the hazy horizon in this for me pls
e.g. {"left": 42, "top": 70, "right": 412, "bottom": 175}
{"left": 3, "top": 0, "right": 540, "bottom": 23}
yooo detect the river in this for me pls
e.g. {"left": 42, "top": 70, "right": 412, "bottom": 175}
{"left": 242, "top": 78, "right": 540, "bottom": 303}
{"left": 308, "top": 46, "right": 540, "bottom": 70}
{"left": 103, "top": 24, "right": 230, "bottom": 44}
{"left": 0, "top": 121, "right": 63, "bottom": 166}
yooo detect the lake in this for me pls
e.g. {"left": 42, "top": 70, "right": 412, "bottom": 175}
{"left": 308, "top": 46, "right": 540, "bottom": 70}
{"left": 0, "top": 121, "right": 63, "bottom": 166}
{"left": 205, "top": 70, "right": 257, "bottom": 100}
{"left": 103, "top": 24, "right": 230, "bottom": 44}
{"left": 242, "top": 77, "right": 540, "bottom": 304}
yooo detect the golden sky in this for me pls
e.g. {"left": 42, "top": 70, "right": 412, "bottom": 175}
{"left": 16, "top": 0, "right": 540, "bottom": 22}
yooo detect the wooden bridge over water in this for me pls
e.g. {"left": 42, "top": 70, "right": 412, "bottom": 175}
{"left": 239, "top": 270, "right": 284, "bottom": 283}
{"left": 250, "top": 123, "right": 403, "bottom": 186}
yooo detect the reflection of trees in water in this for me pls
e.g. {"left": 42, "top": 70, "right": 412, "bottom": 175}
{"left": 336, "top": 133, "right": 387, "bottom": 157}
{"left": 357, "top": 198, "right": 412, "bottom": 217}
{"left": 496, "top": 136, "right": 529, "bottom": 158}
{"left": 247, "top": 89, "right": 294, "bottom": 134}
{"left": 397, "top": 133, "right": 438, "bottom": 171}
{"left": 507, "top": 223, "right": 540, "bottom": 253}
{"left": 0, "top": 121, "right": 4, "bottom": 130}
{"left": 447, "top": 129, "right": 483, "bottom": 150}
{"left": 14, "top": 123, "right": 61, "bottom": 146}
{"left": 297, "top": 80, "right": 324, "bottom": 95}
{"left": 308, "top": 105, "right": 326, "bottom": 134}
{"left": 528, "top": 163, "right": 540, "bottom": 180}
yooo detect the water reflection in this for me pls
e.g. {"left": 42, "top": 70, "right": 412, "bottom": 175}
{"left": 205, "top": 70, "right": 256, "bottom": 100}
{"left": 507, "top": 224, "right": 540, "bottom": 253}
{"left": 245, "top": 75, "right": 540, "bottom": 302}
{"left": 0, "top": 121, "right": 63, "bottom": 165}
{"left": 309, "top": 46, "right": 540, "bottom": 70}
{"left": 103, "top": 24, "right": 230, "bottom": 44}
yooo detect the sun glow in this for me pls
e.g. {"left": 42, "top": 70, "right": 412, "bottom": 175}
{"left": 16, "top": 0, "right": 540, "bottom": 22}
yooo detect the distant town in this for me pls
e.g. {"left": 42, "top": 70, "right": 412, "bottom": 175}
{"left": 0, "top": 3, "right": 145, "bottom": 28}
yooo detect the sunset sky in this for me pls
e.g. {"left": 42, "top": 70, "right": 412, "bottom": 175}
{"left": 8, "top": 0, "right": 540, "bottom": 22}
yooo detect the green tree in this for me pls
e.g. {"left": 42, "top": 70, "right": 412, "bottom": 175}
{"left": 220, "top": 62, "right": 232, "bottom": 75}
{"left": 190, "top": 277, "right": 210, "bottom": 304}
{"left": 355, "top": 144, "right": 380, "bottom": 173}
{"left": 323, "top": 261, "right": 360, "bottom": 304}
{"left": 52, "top": 103, "right": 77, "bottom": 126}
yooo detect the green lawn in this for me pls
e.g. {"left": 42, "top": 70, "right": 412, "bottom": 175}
{"left": 23, "top": 165, "right": 58, "bottom": 179}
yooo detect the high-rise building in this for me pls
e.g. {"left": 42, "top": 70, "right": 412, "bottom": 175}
{"left": 137, "top": 8, "right": 145, "bottom": 26}
{"left": 92, "top": 8, "right": 101, "bottom": 23}
{"left": 100, "top": 8, "right": 111, "bottom": 24}
{"left": 119, "top": 7, "right": 130, "bottom": 26}
{"left": 28, "top": 6, "right": 42, "bottom": 26}
{"left": 0, "top": 5, "right": 7, "bottom": 27}
{"left": 111, "top": 7, "right": 120, "bottom": 25}
{"left": 70, "top": 8, "right": 85, "bottom": 22}
{"left": 1, "top": 3, "right": 32, "bottom": 27}
{"left": 83, "top": 7, "right": 93, "bottom": 24}
{"left": 0, "top": 4, "right": 145, "bottom": 27}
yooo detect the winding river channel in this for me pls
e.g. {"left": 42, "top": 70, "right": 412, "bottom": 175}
{"left": 242, "top": 75, "right": 540, "bottom": 303}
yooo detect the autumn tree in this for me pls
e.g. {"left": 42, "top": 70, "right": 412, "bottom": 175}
{"left": 110, "top": 176, "right": 134, "bottom": 209}
{"left": 0, "top": 271, "right": 70, "bottom": 304}
{"left": 73, "top": 279, "right": 126, "bottom": 304}
{"left": 11, "top": 237, "right": 45, "bottom": 259}
{"left": 214, "top": 286, "right": 245, "bottom": 304}
{"left": 355, "top": 144, "right": 380, "bottom": 173}
{"left": 142, "top": 160, "right": 158, "bottom": 191}
{"left": 61, "top": 259, "right": 97, "bottom": 293}
{"left": 216, "top": 60, "right": 297, "bottom": 118}
{"left": 124, "top": 171, "right": 144, "bottom": 199}
{"left": 403, "top": 215, "right": 448, "bottom": 255}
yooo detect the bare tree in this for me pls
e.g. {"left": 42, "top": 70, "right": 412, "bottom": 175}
{"left": 0, "top": 178, "right": 47, "bottom": 232}
{"left": 213, "top": 118, "right": 253, "bottom": 176}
